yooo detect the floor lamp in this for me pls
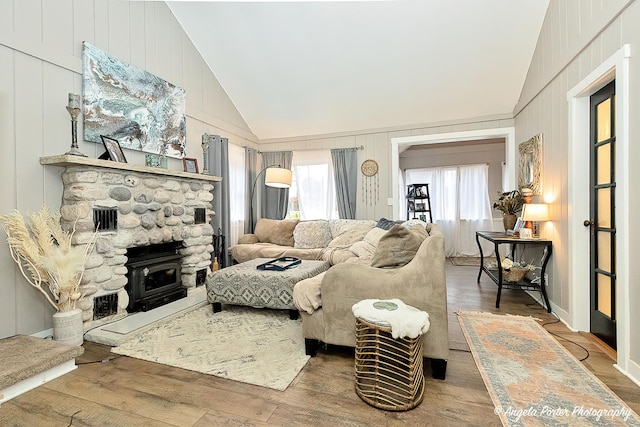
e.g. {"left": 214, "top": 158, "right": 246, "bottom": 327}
{"left": 249, "top": 165, "right": 292, "bottom": 233}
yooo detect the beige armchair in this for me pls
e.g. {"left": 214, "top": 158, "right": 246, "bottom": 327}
{"left": 299, "top": 225, "right": 449, "bottom": 379}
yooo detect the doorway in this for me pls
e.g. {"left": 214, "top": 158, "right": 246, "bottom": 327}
{"left": 588, "top": 81, "right": 616, "bottom": 349}
{"left": 568, "top": 44, "right": 631, "bottom": 375}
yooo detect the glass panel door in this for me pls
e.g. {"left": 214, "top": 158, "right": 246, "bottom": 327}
{"left": 589, "top": 81, "right": 616, "bottom": 349}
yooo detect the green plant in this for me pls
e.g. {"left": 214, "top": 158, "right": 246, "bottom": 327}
{"left": 492, "top": 190, "right": 523, "bottom": 215}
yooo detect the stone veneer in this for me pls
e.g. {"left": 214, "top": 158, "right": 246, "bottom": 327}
{"left": 54, "top": 164, "right": 215, "bottom": 329}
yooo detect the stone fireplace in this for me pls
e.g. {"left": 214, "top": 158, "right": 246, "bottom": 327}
{"left": 41, "top": 155, "right": 221, "bottom": 330}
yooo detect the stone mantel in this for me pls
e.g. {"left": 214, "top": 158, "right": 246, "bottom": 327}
{"left": 40, "top": 155, "right": 222, "bottom": 182}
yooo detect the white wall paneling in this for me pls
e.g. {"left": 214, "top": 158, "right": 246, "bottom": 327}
{"left": 0, "top": 0, "right": 256, "bottom": 338}
{"left": 515, "top": 0, "right": 640, "bottom": 385}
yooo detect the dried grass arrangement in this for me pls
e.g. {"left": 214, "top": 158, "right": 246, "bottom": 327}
{"left": 0, "top": 206, "right": 95, "bottom": 312}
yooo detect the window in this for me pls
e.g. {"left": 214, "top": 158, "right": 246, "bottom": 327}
{"left": 228, "top": 143, "right": 245, "bottom": 245}
{"left": 405, "top": 164, "right": 493, "bottom": 256}
{"left": 287, "top": 150, "right": 338, "bottom": 220}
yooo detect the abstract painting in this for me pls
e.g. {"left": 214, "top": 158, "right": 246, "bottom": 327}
{"left": 82, "top": 42, "right": 186, "bottom": 158}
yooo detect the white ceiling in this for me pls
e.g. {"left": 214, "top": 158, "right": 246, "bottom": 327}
{"left": 167, "top": 0, "right": 549, "bottom": 141}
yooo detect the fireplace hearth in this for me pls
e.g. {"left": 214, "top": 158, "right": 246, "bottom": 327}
{"left": 41, "top": 154, "right": 221, "bottom": 329}
{"left": 126, "top": 242, "right": 186, "bottom": 312}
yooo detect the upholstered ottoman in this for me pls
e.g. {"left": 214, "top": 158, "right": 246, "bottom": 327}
{"left": 206, "top": 258, "right": 330, "bottom": 319}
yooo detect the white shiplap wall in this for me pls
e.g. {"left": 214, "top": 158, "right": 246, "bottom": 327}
{"left": 0, "top": 0, "right": 258, "bottom": 338}
{"left": 514, "top": 0, "right": 640, "bottom": 381}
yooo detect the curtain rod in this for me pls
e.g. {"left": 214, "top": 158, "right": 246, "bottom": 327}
{"left": 249, "top": 145, "right": 365, "bottom": 153}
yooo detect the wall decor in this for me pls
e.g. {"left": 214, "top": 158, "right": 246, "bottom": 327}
{"left": 145, "top": 153, "right": 166, "bottom": 169}
{"left": 183, "top": 157, "right": 199, "bottom": 174}
{"left": 82, "top": 42, "right": 186, "bottom": 158}
{"left": 518, "top": 133, "right": 542, "bottom": 195}
{"left": 100, "top": 135, "right": 128, "bottom": 163}
{"left": 360, "top": 159, "right": 379, "bottom": 206}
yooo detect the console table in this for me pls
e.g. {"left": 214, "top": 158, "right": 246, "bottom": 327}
{"left": 475, "top": 231, "right": 552, "bottom": 312}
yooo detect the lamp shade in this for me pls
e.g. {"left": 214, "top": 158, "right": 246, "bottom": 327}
{"left": 521, "top": 203, "right": 549, "bottom": 222}
{"left": 264, "top": 167, "right": 292, "bottom": 188}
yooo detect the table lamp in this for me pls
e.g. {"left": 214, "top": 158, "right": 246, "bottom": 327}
{"left": 521, "top": 203, "right": 549, "bottom": 237}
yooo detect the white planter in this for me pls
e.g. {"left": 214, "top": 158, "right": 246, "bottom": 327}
{"left": 52, "top": 308, "right": 84, "bottom": 346}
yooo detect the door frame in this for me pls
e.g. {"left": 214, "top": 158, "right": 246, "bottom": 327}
{"left": 390, "top": 127, "right": 517, "bottom": 220}
{"left": 567, "top": 45, "right": 630, "bottom": 373}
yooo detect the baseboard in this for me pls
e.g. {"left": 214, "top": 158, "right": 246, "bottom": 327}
{"left": 615, "top": 358, "right": 640, "bottom": 388}
{"left": 0, "top": 360, "right": 77, "bottom": 404}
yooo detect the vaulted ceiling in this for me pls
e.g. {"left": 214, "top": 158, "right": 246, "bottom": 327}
{"left": 167, "top": 1, "right": 549, "bottom": 141}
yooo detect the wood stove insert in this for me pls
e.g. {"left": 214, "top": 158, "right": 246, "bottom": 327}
{"left": 125, "top": 242, "right": 186, "bottom": 312}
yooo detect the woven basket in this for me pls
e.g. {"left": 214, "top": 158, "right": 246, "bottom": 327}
{"left": 354, "top": 317, "right": 425, "bottom": 411}
{"left": 502, "top": 267, "right": 528, "bottom": 283}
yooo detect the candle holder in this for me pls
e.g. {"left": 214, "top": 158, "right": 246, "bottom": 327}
{"left": 201, "top": 134, "right": 212, "bottom": 175}
{"left": 65, "top": 93, "right": 86, "bottom": 157}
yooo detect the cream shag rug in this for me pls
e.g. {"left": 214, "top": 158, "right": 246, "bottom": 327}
{"left": 112, "top": 305, "right": 310, "bottom": 391}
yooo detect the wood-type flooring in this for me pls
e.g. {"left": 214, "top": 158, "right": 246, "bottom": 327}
{"left": 1, "top": 261, "right": 638, "bottom": 426}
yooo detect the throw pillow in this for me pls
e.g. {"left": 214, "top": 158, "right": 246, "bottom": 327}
{"left": 237, "top": 234, "right": 259, "bottom": 244}
{"left": 376, "top": 217, "right": 402, "bottom": 230}
{"left": 294, "top": 220, "right": 332, "bottom": 249}
{"left": 329, "top": 219, "right": 376, "bottom": 239}
{"left": 348, "top": 227, "right": 387, "bottom": 259}
{"left": 254, "top": 218, "right": 299, "bottom": 247}
{"left": 370, "top": 224, "right": 428, "bottom": 268}
{"left": 327, "top": 224, "right": 373, "bottom": 249}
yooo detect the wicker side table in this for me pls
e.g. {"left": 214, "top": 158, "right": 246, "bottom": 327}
{"left": 354, "top": 315, "right": 425, "bottom": 411}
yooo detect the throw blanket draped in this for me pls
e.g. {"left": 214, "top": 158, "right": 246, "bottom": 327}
{"left": 352, "top": 299, "right": 430, "bottom": 339}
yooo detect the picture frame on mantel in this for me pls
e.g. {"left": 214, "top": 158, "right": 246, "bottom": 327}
{"left": 183, "top": 157, "right": 199, "bottom": 174}
{"left": 99, "top": 135, "right": 128, "bottom": 163}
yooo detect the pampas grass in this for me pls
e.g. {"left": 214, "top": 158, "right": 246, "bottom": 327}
{"left": 0, "top": 206, "right": 95, "bottom": 312}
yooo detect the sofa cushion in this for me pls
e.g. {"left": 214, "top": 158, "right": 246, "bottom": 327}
{"left": 370, "top": 224, "right": 428, "bottom": 268}
{"left": 254, "top": 218, "right": 299, "bottom": 247}
{"left": 348, "top": 227, "right": 387, "bottom": 259}
{"left": 294, "top": 220, "right": 333, "bottom": 249}
{"left": 329, "top": 219, "right": 376, "bottom": 239}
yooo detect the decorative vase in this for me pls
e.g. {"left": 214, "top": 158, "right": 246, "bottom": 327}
{"left": 53, "top": 308, "right": 84, "bottom": 346}
{"left": 503, "top": 214, "right": 517, "bottom": 231}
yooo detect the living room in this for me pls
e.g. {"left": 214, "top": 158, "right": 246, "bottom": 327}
{"left": 1, "top": 0, "right": 640, "bottom": 424}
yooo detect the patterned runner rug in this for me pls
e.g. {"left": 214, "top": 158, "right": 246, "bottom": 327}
{"left": 457, "top": 311, "right": 640, "bottom": 426}
{"left": 112, "top": 305, "right": 309, "bottom": 391}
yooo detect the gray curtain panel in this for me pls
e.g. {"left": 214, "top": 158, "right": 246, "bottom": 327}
{"left": 260, "top": 151, "right": 293, "bottom": 222}
{"left": 331, "top": 148, "right": 358, "bottom": 219}
{"left": 245, "top": 148, "right": 259, "bottom": 234}
{"left": 207, "top": 134, "right": 231, "bottom": 268}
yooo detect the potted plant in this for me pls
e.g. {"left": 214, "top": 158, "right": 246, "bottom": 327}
{"left": 0, "top": 206, "right": 95, "bottom": 345}
{"left": 493, "top": 190, "right": 523, "bottom": 231}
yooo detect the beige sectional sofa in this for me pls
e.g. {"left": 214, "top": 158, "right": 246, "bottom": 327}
{"left": 229, "top": 218, "right": 449, "bottom": 379}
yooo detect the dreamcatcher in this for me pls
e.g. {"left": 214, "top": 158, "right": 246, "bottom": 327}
{"left": 361, "top": 159, "right": 379, "bottom": 206}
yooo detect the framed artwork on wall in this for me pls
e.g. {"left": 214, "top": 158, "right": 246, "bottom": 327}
{"left": 518, "top": 133, "right": 543, "bottom": 195}
{"left": 83, "top": 42, "right": 186, "bottom": 159}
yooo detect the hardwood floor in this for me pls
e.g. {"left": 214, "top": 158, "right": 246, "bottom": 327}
{"left": 1, "top": 262, "right": 638, "bottom": 426}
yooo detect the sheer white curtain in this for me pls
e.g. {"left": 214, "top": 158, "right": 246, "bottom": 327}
{"left": 228, "top": 143, "right": 245, "bottom": 246}
{"left": 290, "top": 150, "right": 337, "bottom": 220}
{"left": 405, "top": 164, "right": 494, "bottom": 256}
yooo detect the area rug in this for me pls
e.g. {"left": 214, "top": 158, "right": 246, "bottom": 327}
{"left": 112, "top": 305, "right": 310, "bottom": 391}
{"left": 457, "top": 311, "right": 640, "bottom": 426}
